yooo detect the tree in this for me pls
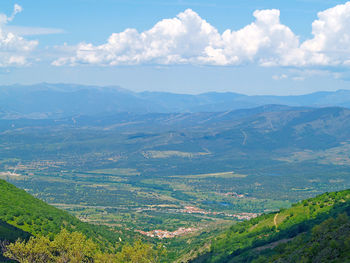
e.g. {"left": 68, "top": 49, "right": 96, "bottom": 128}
{"left": 3, "top": 229, "right": 166, "bottom": 263}
{"left": 3, "top": 235, "right": 53, "bottom": 263}
{"left": 114, "top": 240, "right": 166, "bottom": 263}
{"left": 51, "top": 229, "right": 97, "bottom": 263}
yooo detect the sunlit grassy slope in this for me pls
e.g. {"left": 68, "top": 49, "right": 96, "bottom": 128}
{"left": 194, "top": 189, "right": 350, "bottom": 262}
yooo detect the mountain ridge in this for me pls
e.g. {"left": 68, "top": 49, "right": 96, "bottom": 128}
{"left": 1, "top": 83, "right": 350, "bottom": 118}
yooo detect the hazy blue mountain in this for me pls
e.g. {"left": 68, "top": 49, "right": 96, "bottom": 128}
{"left": 1, "top": 83, "right": 350, "bottom": 118}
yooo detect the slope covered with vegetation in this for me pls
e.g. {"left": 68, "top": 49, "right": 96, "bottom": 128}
{"left": 193, "top": 189, "right": 350, "bottom": 262}
{"left": 0, "top": 220, "right": 29, "bottom": 243}
{"left": 0, "top": 179, "right": 134, "bottom": 247}
{"left": 254, "top": 213, "right": 350, "bottom": 262}
{"left": 0, "top": 219, "right": 30, "bottom": 262}
{"left": 3, "top": 228, "right": 166, "bottom": 263}
{"left": 0, "top": 179, "right": 167, "bottom": 262}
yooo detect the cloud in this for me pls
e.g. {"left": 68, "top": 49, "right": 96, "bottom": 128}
{"left": 0, "top": 4, "right": 22, "bottom": 25}
{"left": 0, "top": 4, "right": 38, "bottom": 67}
{"left": 4, "top": 26, "right": 65, "bottom": 36}
{"left": 300, "top": 2, "right": 350, "bottom": 66}
{"left": 209, "top": 9, "right": 301, "bottom": 66}
{"left": 54, "top": 9, "right": 222, "bottom": 66}
{"left": 55, "top": 8, "right": 302, "bottom": 66}
{"left": 272, "top": 74, "right": 288, "bottom": 80}
{"left": 51, "top": 1, "right": 350, "bottom": 68}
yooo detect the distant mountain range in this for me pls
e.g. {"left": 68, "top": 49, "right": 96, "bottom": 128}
{"left": 1, "top": 105, "right": 350, "bottom": 180}
{"left": 1, "top": 83, "right": 350, "bottom": 118}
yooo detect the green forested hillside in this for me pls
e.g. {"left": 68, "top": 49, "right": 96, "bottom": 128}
{"left": 0, "top": 179, "right": 132, "bottom": 247}
{"left": 0, "top": 219, "right": 29, "bottom": 243}
{"left": 0, "top": 179, "right": 169, "bottom": 263}
{"left": 0, "top": 220, "right": 30, "bottom": 262}
{"left": 194, "top": 189, "right": 350, "bottom": 263}
{"left": 254, "top": 213, "right": 350, "bottom": 262}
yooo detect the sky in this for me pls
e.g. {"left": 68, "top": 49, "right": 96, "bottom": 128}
{"left": 1, "top": 0, "right": 350, "bottom": 95}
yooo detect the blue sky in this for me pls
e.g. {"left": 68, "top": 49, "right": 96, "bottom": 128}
{"left": 1, "top": 0, "right": 350, "bottom": 95}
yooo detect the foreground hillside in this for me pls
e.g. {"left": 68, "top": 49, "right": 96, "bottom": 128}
{"left": 0, "top": 179, "right": 135, "bottom": 247}
{"left": 2, "top": 179, "right": 350, "bottom": 262}
{"left": 0, "top": 179, "right": 168, "bottom": 262}
{"left": 193, "top": 189, "right": 350, "bottom": 262}
{"left": 0, "top": 220, "right": 30, "bottom": 262}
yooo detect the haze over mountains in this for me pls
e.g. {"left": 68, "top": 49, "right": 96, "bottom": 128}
{"left": 1, "top": 83, "right": 350, "bottom": 118}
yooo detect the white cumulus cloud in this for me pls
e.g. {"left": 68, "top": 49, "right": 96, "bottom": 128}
{"left": 54, "top": 9, "right": 222, "bottom": 66}
{"left": 300, "top": 1, "right": 350, "bottom": 66}
{"left": 0, "top": 4, "right": 38, "bottom": 67}
{"left": 55, "top": 8, "right": 300, "bottom": 66}
{"left": 53, "top": 2, "right": 350, "bottom": 68}
{"left": 208, "top": 9, "right": 301, "bottom": 66}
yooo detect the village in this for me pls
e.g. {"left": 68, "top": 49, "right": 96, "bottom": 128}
{"left": 135, "top": 205, "right": 259, "bottom": 239}
{"left": 135, "top": 227, "right": 196, "bottom": 239}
